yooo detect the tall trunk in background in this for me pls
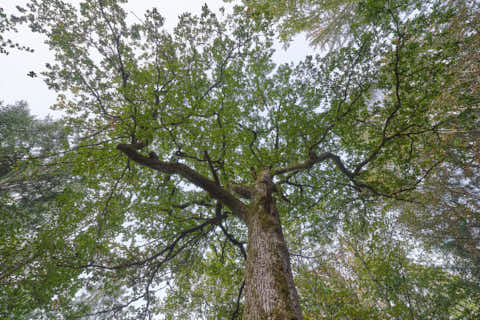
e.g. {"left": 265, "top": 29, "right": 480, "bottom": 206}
{"left": 243, "top": 169, "right": 303, "bottom": 320}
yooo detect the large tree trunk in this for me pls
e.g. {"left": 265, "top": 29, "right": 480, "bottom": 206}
{"left": 243, "top": 169, "right": 303, "bottom": 320}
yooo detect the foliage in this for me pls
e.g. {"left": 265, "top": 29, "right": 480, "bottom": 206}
{"left": 296, "top": 237, "right": 480, "bottom": 319}
{"left": 234, "top": 0, "right": 480, "bottom": 49}
{"left": 0, "top": 5, "right": 35, "bottom": 54}
{"left": 1, "top": 0, "right": 479, "bottom": 318}
{"left": 0, "top": 101, "right": 81, "bottom": 319}
{"left": 398, "top": 1, "right": 480, "bottom": 281}
{"left": 232, "top": 0, "right": 480, "bottom": 317}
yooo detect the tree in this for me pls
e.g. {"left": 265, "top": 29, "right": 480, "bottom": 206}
{"left": 4, "top": 0, "right": 479, "bottom": 318}
{"left": 234, "top": 0, "right": 480, "bottom": 317}
{"left": 0, "top": 101, "right": 80, "bottom": 319}
{"left": 397, "top": 0, "right": 480, "bottom": 280}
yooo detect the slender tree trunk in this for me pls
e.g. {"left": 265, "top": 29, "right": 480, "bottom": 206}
{"left": 243, "top": 169, "right": 303, "bottom": 320}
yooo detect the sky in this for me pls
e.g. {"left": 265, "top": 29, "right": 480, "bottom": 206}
{"left": 0, "top": 0, "right": 314, "bottom": 118}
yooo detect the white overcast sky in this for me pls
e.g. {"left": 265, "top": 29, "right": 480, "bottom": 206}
{"left": 1, "top": 0, "right": 314, "bottom": 118}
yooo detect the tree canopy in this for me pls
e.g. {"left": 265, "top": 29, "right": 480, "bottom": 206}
{"left": 1, "top": 0, "right": 479, "bottom": 319}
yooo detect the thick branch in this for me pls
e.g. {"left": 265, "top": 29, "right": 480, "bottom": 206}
{"left": 275, "top": 150, "right": 427, "bottom": 203}
{"left": 117, "top": 143, "right": 247, "bottom": 220}
{"left": 229, "top": 183, "right": 253, "bottom": 199}
{"left": 273, "top": 151, "right": 354, "bottom": 180}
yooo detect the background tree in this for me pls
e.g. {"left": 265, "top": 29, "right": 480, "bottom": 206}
{"left": 2, "top": 0, "right": 479, "bottom": 318}
{"left": 0, "top": 101, "right": 81, "bottom": 319}
{"left": 398, "top": 0, "right": 480, "bottom": 280}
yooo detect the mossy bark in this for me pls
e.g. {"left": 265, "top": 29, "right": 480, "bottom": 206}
{"left": 243, "top": 169, "right": 303, "bottom": 320}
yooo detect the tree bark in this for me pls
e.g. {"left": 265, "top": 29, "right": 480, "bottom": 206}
{"left": 244, "top": 169, "right": 303, "bottom": 320}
